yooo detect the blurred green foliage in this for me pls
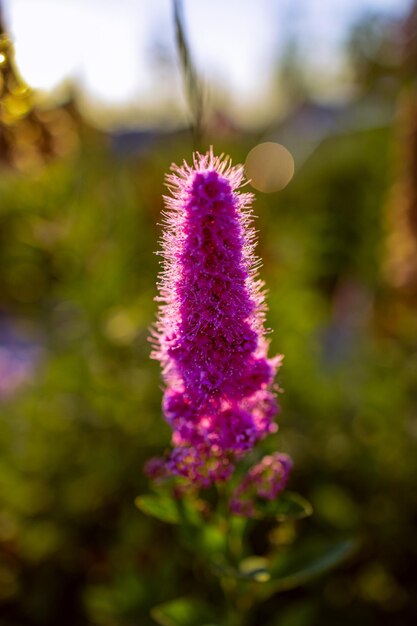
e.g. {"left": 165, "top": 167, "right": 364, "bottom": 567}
{"left": 0, "top": 120, "right": 416, "bottom": 626}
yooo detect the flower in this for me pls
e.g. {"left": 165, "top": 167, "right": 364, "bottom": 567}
{"left": 230, "top": 453, "right": 293, "bottom": 516}
{"left": 148, "top": 149, "right": 284, "bottom": 486}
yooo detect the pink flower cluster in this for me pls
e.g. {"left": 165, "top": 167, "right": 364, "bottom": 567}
{"left": 230, "top": 453, "right": 293, "bottom": 516}
{"left": 148, "top": 150, "right": 287, "bottom": 486}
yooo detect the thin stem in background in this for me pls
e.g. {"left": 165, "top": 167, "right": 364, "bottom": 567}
{"left": 173, "top": 0, "right": 205, "bottom": 150}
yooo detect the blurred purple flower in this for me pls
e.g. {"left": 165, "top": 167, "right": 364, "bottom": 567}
{"left": 0, "top": 346, "right": 38, "bottom": 399}
{"left": 0, "top": 318, "right": 41, "bottom": 400}
{"left": 230, "top": 453, "right": 293, "bottom": 516}
{"left": 148, "top": 150, "right": 285, "bottom": 486}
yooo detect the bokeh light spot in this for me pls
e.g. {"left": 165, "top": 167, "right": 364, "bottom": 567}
{"left": 245, "top": 142, "right": 295, "bottom": 193}
{"left": 105, "top": 309, "right": 138, "bottom": 345}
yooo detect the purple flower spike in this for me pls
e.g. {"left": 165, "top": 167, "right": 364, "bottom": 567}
{"left": 230, "top": 453, "right": 293, "bottom": 517}
{"left": 149, "top": 149, "right": 284, "bottom": 486}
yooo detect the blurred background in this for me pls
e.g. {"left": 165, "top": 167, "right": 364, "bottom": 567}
{"left": 0, "top": 0, "right": 417, "bottom": 624}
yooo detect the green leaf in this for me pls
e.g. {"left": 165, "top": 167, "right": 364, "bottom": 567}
{"left": 151, "top": 597, "right": 217, "bottom": 626}
{"left": 135, "top": 494, "right": 179, "bottom": 524}
{"left": 134, "top": 493, "right": 203, "bottom": 526}
{"left": 213, "top": 538, "right": 357, "bottom": 590}
{"left": 253, "top": 492, "right": 313, "bottom": 521}
{"left": 263, "top": 538, "right": 358, "bottom": 597}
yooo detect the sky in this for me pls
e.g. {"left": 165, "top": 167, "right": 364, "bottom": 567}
{"left": 4, "top": 0, "right": 413, "bottom": 121}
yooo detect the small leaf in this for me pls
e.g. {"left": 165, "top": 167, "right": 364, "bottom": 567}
{"left": 135, "top": 493, "right": 203, "bottom": 525}
{"left": 263, "top": 538, "right": 358, "bottom": 597}
{"left": 253, "top": 492, "right": 313, "bottom": 522}
{"left": 151, "top": 597, "right": 216, "bottom": 626}
{"left": 135, "top": 494, "right": 179, "bottom": 524}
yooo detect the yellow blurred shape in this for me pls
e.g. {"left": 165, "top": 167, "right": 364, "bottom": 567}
{"left": 245, "top": 142, "right": 294, "bottom": 193}
{"left": 269, "top": 521, "right": 296, "bottom": 546}
{"left": 358, "top": 562, "right": 404, "bottom": 607}
{"left": 0, "top": 53, "right": 6, "bottom": 64}
{"left": 2, "top": 93, "right": 31, "bottom": 120}
{"left": 8, "top": 80, "right": 29, "bottom": 96}
{"left": 105, "top": 309, "right": 137, "bottom": 345}
{"left": 239, "top": 556, "right": 271, "bottom": 582}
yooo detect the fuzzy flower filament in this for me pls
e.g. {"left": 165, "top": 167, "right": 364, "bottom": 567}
{"left": 149, "top": 150, "right": 285, "bottom": 486}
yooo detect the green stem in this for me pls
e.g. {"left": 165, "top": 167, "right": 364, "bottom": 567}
{"left": 221, "top": 576, "right": 243, "bottom": 626}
